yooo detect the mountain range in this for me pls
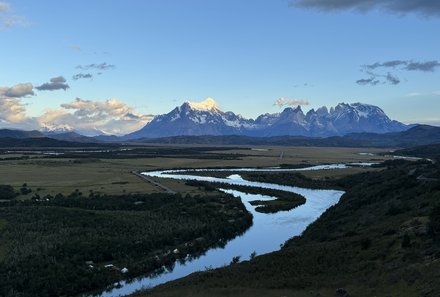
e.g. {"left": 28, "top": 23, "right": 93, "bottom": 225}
{"left": 133, "top": 125, "right": 440, "bottom": 148}
{"left": 125, "top": 98, "right": 408, "bottom": 139}
{"left": 2, "top": 98, "right": 437, "bottom": 148}
{"left": 1, "top": 125, "right": 440, "bottom": 148}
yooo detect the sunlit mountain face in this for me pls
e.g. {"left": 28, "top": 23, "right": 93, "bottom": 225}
{"left": 125, "top": 98, "right": 407, "bottom": 139}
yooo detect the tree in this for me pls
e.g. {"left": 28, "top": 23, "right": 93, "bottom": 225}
{"left": 230, "top": 256, "right": 241, "bottom": 264}
{"left": 250, "top": 251, "right": 257, "bottom": 260}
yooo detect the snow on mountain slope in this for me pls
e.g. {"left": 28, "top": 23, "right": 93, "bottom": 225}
{"left": 125, "top": 99, "right": 408, "bottom": 139}
{"left": 125, "top": 98, "right": 253, "bottom": 139}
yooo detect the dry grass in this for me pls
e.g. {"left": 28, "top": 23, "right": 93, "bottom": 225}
{"left": 0, "top": 146, "right": 391, "bottom": 197}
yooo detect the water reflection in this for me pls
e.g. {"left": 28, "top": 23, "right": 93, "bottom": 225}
{"left": 93, "top": 166, "right": 345, "bottom": 297}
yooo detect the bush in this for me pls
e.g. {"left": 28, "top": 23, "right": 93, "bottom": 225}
{"left": 402, "top": 233, "right": 411, "bottom": 248}
{"left": 0, "top": 185, "right": 17, "bottom": 200}
{"left": 360, "top": 237, "right": 372, "bottom": 250}
{"left": 428, "top": 205, "right": 440, "bottom": 241}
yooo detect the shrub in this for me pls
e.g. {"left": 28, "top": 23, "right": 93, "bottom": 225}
{"left": 428, "top": 205, "right": 440, "bottom": 241}
{"left": 0, "top": 185, "right": 17, "bottom": 200}
{"left": 402, "top": 233, "right": 411, "bottom": 248}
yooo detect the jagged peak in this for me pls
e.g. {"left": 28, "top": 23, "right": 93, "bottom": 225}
{"left": 281, "top": 105, "right": 304, "bottom": 114}
{"left": 294, "top": 105, "right": 303, "bottom": 112}
{"left": 185, "top": 98, "right": 220, "bottom": 112}
{"left": 316, "top": 106, "right": 329, "bottom": 115}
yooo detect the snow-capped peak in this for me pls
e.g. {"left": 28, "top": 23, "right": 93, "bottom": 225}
{"left": 187, "top": 98, "right": 220, "bottom": 112}
{"left": 126, "top": 101, "right": 407, "bottom": 139}
{"left": 40, "top": 122, "right": 74, "bottom": 134}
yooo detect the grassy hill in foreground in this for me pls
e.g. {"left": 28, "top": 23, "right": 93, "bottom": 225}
{"left": 135, "top": 159, "right": 440, "bottom": 297}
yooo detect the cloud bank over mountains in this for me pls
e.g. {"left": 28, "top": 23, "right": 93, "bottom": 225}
{"left": 0, "top": 59, "right": 134, "bottom": 135}
{"left": 0, "top": 80, "right": 153, "bottom": 135}
{"left": 38, "top": 98, "right": 153, "bottom": 136}
{"left": 273, "top": 98, "right": 309, "bottom": 108}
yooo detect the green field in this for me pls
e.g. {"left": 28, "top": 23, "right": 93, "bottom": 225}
{"left": 0, "top": 146, "right": 389, "bottom": 198}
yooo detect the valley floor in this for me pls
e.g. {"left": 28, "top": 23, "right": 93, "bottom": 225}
{"left": 0, "top": 145, "right": 388, "bottom": 198}
{"left": 133, "top": 159, "right": 440, "bottom": 297}
{"left": 2, "top": 145, "right": 429, "bottom": 297}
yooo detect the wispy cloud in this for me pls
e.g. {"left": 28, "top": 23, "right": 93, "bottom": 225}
{"left": 293, "top": 82, "right": 310, "bottom": 88}
{"left": 0, "top": 1, "right": 29, "bottom": 30}
{"left": 356, "top": 77, "right": 380, "bottom": 86}
{"left": 385, "top": 72, "right": 400, "bottom": 85}
{"left": 36, "top": 76, "right": 70, "bottom": 91}
{"left": 72, "top": 73, "right": 93, "bottom": 80}
{"left": 356, "top": 72, "right": 401, "bottom": 86}
{"left": 289, "top": 0, "right": 440, "bottom": 17}
{"left": 365, "top": 60, "right": 440, "bottom": 72}
{"left": 405, "top": 61, "right": 440, "bottom": 72}
{"left": 357, "top": 59, "right": 440, "bottom": 86}
{"left": 0, "top": 2, "right": 10, "bottom": 12}
{"left": 77, "top": 62, "right": 115, "bottom": 71}
{"left": 69, "top": 44, "right": 82, "bottom": 52}
{"left": 273, "top": 97, "right": 309, "bottom": 108}
{"left": 405, "top": 91, "right": 440, "bottom": 97}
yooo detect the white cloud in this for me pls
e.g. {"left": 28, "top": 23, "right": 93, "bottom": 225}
{"left": 0, "top": 83, "right": 37, "bottom": 129}
{"left": 404, "top": 91, "right": 440, "bottom": 98}
{"left": 0, "top": 97, "right": 28, "bottom": 123}
{"left": 273, "top": 97, "right": 309, "bottom": 108}
{"left": 0, "top": 83, "right": 34, "bottom": 98}
{"left": 38, "top": 98, "right": 154, "bottom": 136}
{"left": 0, "top": 90, "right": 153, "bottom": 135}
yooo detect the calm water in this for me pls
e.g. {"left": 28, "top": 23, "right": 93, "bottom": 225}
{"left": 92, "top": 165, "right": 348, "bottom": 297}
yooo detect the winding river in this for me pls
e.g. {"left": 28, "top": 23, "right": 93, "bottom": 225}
{"left": 92, "top": 164, "right": 359, "bottom": 297}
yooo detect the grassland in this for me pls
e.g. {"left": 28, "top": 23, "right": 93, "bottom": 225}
{"left": 1, "top": 145, "right": 426, "bottom": 297}
{"left": 0, "top": 146, "right": 390, "bottom": 198}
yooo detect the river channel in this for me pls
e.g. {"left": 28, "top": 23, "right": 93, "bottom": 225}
{"left": 94, "top": 164, "right": 353, "bottom": 297}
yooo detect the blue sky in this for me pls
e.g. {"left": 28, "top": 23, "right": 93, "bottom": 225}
{"left": 1, "top": 0, "right": 440, "bottom": 134}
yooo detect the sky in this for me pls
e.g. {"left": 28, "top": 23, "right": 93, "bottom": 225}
{"left": 1, "top": 0, "right": 440, "bottom": 135}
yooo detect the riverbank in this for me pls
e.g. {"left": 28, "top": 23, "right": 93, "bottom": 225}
{"left": 134, "top": 159, "right": 440, "bottom": 297}
{"left": 92, "top": 166, "right": 344, "bottom": 297}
